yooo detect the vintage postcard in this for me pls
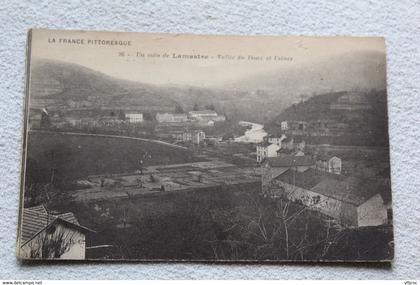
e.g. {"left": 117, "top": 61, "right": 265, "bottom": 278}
{"left": 17, "top": 29, "right": 393, "bottom": 262}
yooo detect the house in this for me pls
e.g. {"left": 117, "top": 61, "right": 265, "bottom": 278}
{"left": 66, "top": 117, "right": 82, "bottom": 128}
{"left": 204, "top": 137, "right": 219, "bottom": 146}
{"left": 188, "top": 110, "right": 218, "bottom": 118}
{"left": 280, "top": 121, "right": 289, "bottom": 131}
{"left": 268, "top": 169, "right": 390, "bottom": 228}
{"left": 281, "top": 137, "right": 295, "bottom": 150}
{"left": 192, "top": 130, "right": 206, "bottom": 145}
{"left": 316, "top": 154, "right": 342, "bottom": 174}
{"left": 256, "top": 142, "right": 281, "bottom": 163}
{"left": 281, "top": 120, "right": 308, "bottom": 132}
{"left": 309, "top": 176, "right": 389, "bottom": 227}
{"left": 99, "top": 116, "right": 123, "bottom": 127}
{"left": 188, "top": 110, "right": 226, "bottom": 126}
{"left": 18, "top": 205, "right": 94, "bottom": 260}
{"left": 182, "top": 131, "right": 192, "bottom": 142}
{"left": 125, "top": 113, "right": 143, "bottom": 123}
{"left": 179, "top": 130, "right": 206, "bottom": 145}
{"left": 277, "top": 148, "right": 305, "bottom": 157}
{"left": 156, "top": 113, "right": 188, "bottom": 123}
{"left": 80, "top": 118, "right": 99, "bottom": 128}
{"left": 330, "top": 92, "right": 372, "bottom": 111}
{"left": 293, "top": 137, "right": 306, "bottom": 151}
{"left": 261, "top": 155, "right": 315, "bottom": 188}
{"left": 267, "top": 134, "right": 287, "bottom": 146}
{"left": 188, "top": 110, "right": 225, "bottom": 121}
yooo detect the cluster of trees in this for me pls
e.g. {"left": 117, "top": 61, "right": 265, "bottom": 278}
{"left": 78, "top": 186, "right": 393, "bottom": 261}
{"left": 192, "top": 103, "right": 216, "bottom": 111}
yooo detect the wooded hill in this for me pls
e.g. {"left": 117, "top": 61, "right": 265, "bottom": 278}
{"left": 265, "top": 90, "right": 390, "bottom": 146}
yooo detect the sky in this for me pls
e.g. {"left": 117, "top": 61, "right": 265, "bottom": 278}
{"left": 30, "top": 29, "right": 386, "bottom": 87}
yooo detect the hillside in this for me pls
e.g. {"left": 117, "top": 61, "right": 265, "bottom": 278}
{"left": 170, "top": 50, "right": 387, "bottom": 123}
{"left": 29, "top": 59, "right": 290, "bottom": 122}
{"left": 28, "top": 51, "right": 387, "bottom": 124}
{"left": 224, "top": 51, "right": 387, "bottom": 101}
{"left": 266, "top": 90, "right": 390, "bottom": 146}
{"left": 29, "top": 59, "right": 180, "bottom": 112}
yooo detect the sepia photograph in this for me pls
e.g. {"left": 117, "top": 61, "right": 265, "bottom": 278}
{"left": 17, "top": 29, "right": 393, "bottom": 262}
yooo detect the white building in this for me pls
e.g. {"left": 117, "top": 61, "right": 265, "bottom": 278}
{"left": 192, "top": 130, "right": 206, "bottom": 145}
{"left": 267, "top": 169, "right": 390, "bottom": 228}
{"left": 281, "top": 120, "right": 308, "bottom": 132}
{"left": 256, "top": 142, "right": 281, "bottom": 163}
{"left": 280, "top": 121, "right": 289, "bottom": 131}
{"left": 330, "top": 92, "right": 372, "bottom": 111}
{"left": 125, "top": 113, "right": 143, "bottom": 123}
{"left": 188, "top": 110, "right": 226, "bottom": 122}
{"left": 179, "top": 130, "right": 206, "bottom": 145}
{"left": 18, "top": 205, "right": 94, "bottom": 260}
{"left": 156, "top": 113, "right": 188, "bottom": 123}
{"left": 316, "top": 154, "right": 342, "bottom": 175}
{"left": 267, "top": 134, "right": 287, "bottom": 146}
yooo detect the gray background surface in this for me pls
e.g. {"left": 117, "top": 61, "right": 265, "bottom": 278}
{"left": 0, "top": 0, "right": 419, "bottom": 279}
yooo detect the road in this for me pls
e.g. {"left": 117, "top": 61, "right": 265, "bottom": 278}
{"left": 29, "top": 129, "right": 189, "bottom": 150}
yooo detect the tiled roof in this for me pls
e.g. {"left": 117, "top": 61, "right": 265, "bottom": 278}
{"left": 20, "top": 205, "right": 90, "bottom": 246}
{"left": 276, "top": 168, "right": 343, "bottom": 190}
{"left": 258, "top": 141, "right": 272, "bottom": 147}
{"left": 277, "top": 148, "right": 294, "bottom": 154}
{"left": 310, "top": 177, "right": 389, "bottom": 206}
{"left": 266, "top": 155, "right": 314, "bottom": 167}
{"left": 57, "top": 212, "right": 80, "bottom": 225}
{"left": 317, "top": 153, "right": 340, "bottom": 161}
{"left": 189, "top": 110, "right": 218, "bottom": 116}
{"left": 276, "top": 168, "right": 391, "bottom": 206}
{"left": 27, "top": 205, "right": 48, "bottom": 215}
{"left": 20, "top": 207, "right": 57, "bottom": 245}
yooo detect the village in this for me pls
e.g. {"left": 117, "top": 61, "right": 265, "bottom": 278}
{"left": 21, "top": 91, "right": 392, "bottom": 260}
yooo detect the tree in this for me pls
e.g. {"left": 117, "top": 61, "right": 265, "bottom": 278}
{"left": 204, "top": 187, "right": 346, "bottom": 261}
{"left": 30, "top": 225, "right": 75, "bottom": 259}
{"left": 40, "top": 111, "right": 50, "bottom": 128}
{"left": 175, "top": 105, "right": 185, "bottom": 113}
{"left": 193, "top": 103, "right": 199, "bottom": 111}
{"left": 150, "top": 174, "right": 156, "bottom": 183}
{"left": 118, "top": 110, "right": 126, "bottom": 121}
{"left": 205, "top": 104, "right": 215, "bottom": 111}
{"left": 143, "top": 112, "right": 153, "bottom": 121}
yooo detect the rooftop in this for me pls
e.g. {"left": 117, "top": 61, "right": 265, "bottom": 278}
{"left": 266, "top": 155, "right": 314, "bottom": 167}
{"left": 20, "top": 205, "right": 93, "bottom": 246}
{"left": 283, "top": 137, "right": 293, "bottom": 143}
{"left": 276, "top": 168, "right": 344, "bottom": 189}
{"left": 188, "top": 110, "right": 218, "bottom": 116}
{"left": 317, "top": 153, "right": 340, "bottom": 161}
{"left": 258, "top": 141, "right": 273, "bottom": 148}
{"left": 310, "top": 176, "right": 390, "bottom": 206}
